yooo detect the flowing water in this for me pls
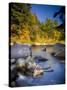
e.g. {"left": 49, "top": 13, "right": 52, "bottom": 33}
{"left": 16, "top": 45, "right": 65, "bottom": 86}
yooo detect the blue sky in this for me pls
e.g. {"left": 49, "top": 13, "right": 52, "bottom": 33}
{"left": 31, "top": 4, "right": 62, "bottom": 24}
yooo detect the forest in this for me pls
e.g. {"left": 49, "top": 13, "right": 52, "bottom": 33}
{"left": 10, "top": 3, "right": 65, "bottom": 45}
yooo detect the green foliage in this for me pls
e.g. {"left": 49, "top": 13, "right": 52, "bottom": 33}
{"left": 10, "top": 3, "right": 31, "bottom": 34}
{"left": 10, "top": 3, "right": 65, "bottom": 44}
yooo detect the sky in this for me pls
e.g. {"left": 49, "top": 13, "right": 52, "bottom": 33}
{"left": 31, "top": 4, "right": 63, "bottom": 24}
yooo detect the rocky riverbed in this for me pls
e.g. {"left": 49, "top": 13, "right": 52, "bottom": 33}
{"left": 9, "top": 43, "right": 65, "bottom": 87}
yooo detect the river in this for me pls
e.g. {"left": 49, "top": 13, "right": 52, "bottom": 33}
{"left": 15, "top": 45, "right": 65, "bottom": 86}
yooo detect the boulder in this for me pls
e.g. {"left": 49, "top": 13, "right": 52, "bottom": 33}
{"left": 33, "top": 68, "right": 43, "bottom": 77}
{"left": 16, "top": 56, "right": 44, "bottom": 77}
{"left": 16, "top": 58, "right": 26, "bottom": 68}
{"left": 25, "top": 64, "right": 44, "bottom": 77}
{"left": 53, "top": 43, "right": 65, "bottom": 53}
{"left": 54, "top": 49, "right": 65, "bottom": 59}
{"left": 33, "top": 64, "right": 43, "bottom": 77}
{"left": 11, "top": 44, "right": 31, "bottom": 59}
{"left": 53, "top": 43, "right": 65, "bottom": 59}
{"left": 11, "top": 59, "right": 16, "bottom": 64}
